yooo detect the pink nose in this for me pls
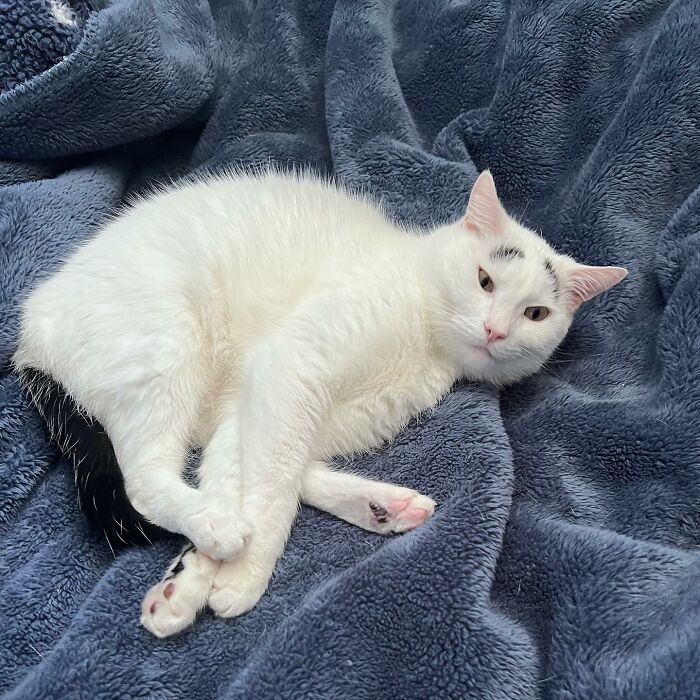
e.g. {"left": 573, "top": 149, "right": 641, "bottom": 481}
{"left": 484, "top": 322, "right": 507, "bottom": 343}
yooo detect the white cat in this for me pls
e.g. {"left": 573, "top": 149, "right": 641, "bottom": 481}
{"left": 13, "top": 169, "right": 626, "bottom": 637}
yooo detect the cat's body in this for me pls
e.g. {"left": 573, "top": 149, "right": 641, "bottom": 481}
{"left": 18, "top": 174, "right": 452, "bottom": 458}
{"left": 13, "top": 169, "right": 626, "bottom": 637}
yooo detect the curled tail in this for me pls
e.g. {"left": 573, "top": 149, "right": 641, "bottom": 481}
{"left": 18, "top": 368, "right": 171, "bottom": 550}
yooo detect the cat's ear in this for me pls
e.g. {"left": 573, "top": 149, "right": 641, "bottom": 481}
{"left": 564, "top": 264, "right": 628, "bottom": 310}
{"left": 463, "top": 170, "right": 507, "bottom": 235}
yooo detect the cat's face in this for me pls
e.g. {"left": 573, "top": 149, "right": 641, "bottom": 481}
{"left": 431, "top": 171, "right": 627, "bottom": 386}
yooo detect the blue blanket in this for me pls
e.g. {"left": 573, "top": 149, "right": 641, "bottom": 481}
{"left": 1, "top": 0, "right": 699, "bottom": 697}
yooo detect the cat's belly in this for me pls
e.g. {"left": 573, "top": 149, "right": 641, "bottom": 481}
{"left": 314, "top": 410, "right": 403, "bottom": 459}
{"left": 312, "top": 384, "right": 448, "bottom": 460}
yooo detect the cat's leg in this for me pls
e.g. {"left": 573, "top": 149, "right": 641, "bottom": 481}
{"left": 108, "top": 396, "right": 249, "bottom": 561}
{"left": 141, "top": 543, "right": 219, "bottom": 638}
{"left": 207, "top": 461, "right": 437, "bottom": 619}
{"left": 207, "top": 295, "right": 396, "bottom": 619}
{"left": 206, "top": 330, "right": 331, "bottom": 619}
{"left": 196, "top": 395, "right": 247, "bottom": 516}
{"left": 141, "top": 395, "right": 253, "bottom": 637}
{"left": 300, "top": 461, "right": 436, "bottom": 534}
{"left": 191, "top": 391, "right": 253, "bottom": 577}
{"left": 206, "top": 450, "right": 306, "bottom": 619}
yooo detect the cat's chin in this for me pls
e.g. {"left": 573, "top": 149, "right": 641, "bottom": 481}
{"left": 491, "top": 358, "right": 547, "bottom": 387}
{"left": 457, "top": 344, "right": 497, "bottom": 376}
{"left": 461, "top": 346, "right": 545, "bottom": 387}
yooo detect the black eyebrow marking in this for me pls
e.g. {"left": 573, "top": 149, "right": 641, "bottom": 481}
{"left": 544, "top": 258, "right": 560, "bottom": 294}
{"left": 491, "top": 246, "right": 524, "bottom": 261}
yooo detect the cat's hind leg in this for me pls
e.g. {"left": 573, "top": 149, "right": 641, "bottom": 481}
{"left": 300, "top": 461, "right": 436, "bottom": 534}
{"left": 196, "top": 393, "right": 250, "bottom": 533}
{"left": 142, "top": 394, "right": 254, "bottom": 637}
{"left": 141, "top": 544, "right": 220, "bottom": 638}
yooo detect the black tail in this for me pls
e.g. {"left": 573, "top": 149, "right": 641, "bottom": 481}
{"left": 19, "top": 368, "right": 171, "bottom": 550}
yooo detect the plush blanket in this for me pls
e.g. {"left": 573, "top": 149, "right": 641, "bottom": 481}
{"left": 1, "top": 0, "right": 699, "bottom": 698}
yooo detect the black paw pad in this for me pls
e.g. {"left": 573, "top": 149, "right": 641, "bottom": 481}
{"left": 369, "top": 502, "right": 389, "bottom": 524}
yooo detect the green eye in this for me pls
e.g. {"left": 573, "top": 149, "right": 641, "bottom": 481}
{"left": 479, "top": 268, "right": 494, "bottom": 292}
{"left": 524, "top": 306, "right": 548, "bottom": 321}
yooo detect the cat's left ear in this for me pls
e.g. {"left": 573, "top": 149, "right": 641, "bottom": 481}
{"left": 463, "top": 170, "right": 507, "bottom": 235}
{"left": 565, "top": 264, "right": 628, "bottom": 310}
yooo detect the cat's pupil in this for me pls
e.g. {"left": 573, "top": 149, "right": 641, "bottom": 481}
{"left": 524, "top": 305, "right": 548, "bottom": 321}
{"left": 479, "top": 269, "right": 494, "bottom": 292}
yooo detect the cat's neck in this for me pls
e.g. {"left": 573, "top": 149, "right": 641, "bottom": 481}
{"left": 413, "top": 230, "right": 470, "bottom": 379}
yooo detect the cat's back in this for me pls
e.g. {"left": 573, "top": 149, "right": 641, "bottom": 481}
{"left": 125, "top": 169, "right": 396, "bottom": 256}
{"left": 13, "top": 169, "right": 408, "bottom": 387}
{"left": 125, "top": 169, "right": 409, "bottom": 316}
{"left": 24, "top": 169, "right": 400, "bottom": 310}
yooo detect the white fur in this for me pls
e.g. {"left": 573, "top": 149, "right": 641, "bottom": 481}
{"left": 12, "top": 168, "right": 626, "bottom": 636}
{"left": 49, "top": 0, "right": 76, "bottom": 26}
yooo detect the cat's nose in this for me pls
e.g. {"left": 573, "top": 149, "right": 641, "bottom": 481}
{"left": 484, "top": 322, "right": 507, "bottom": 343}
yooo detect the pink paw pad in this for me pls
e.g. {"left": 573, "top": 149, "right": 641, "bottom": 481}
{"left": 387, "top": 499, "right": 409, "bottom": 513}
{"left": 403, "top": 507, "right": 429, "bottom": 526}
{"left": 369, "top": 494, "right": 435, "bottom": 533}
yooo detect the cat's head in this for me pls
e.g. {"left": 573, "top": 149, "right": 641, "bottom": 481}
{"left": 429, "top": 170, "right": 627, "bottom": 386}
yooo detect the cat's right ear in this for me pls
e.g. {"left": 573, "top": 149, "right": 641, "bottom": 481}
{"left": 463, "top": 170, "right": 507, "bottom": 236}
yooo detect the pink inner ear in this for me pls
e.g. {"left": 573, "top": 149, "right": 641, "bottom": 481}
{"left": 566, "top": 265, "right": 628, "bottom": 309}
{"left": 463, "top": 170, "right": 507, "bottom": 235}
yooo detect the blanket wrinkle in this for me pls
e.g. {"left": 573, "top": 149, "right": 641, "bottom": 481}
{"left": 0, "top": 0, "right": 699, "bottom": 698}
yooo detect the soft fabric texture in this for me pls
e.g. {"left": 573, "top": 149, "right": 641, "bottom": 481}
{"left": 0, "top": 0, "right": 698, "bottom": 698}
{"left": 0, "top": 0, "right": 91, "bottom": 94}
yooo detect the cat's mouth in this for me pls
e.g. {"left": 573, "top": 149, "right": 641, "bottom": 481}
{"left": 472, "top": 343, "right": 495, "bottom": 359}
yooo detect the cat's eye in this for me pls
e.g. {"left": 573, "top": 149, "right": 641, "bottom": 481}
{"left": 478, "top": 268, "right": 494, "bottom": 292}
{"left": 524, "top": 306, "right": 549, "bottom": 321}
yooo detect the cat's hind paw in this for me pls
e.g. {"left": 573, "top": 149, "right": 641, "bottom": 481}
{"left": 141, "top": 547, "right": 218, "bottom": 638}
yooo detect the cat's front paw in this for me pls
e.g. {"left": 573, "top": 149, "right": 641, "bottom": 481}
{"left": 185, "top": 509, "right": 253, "bottom": 560}
{"left": 207, "top": 556, "right": 271, "bottom": 619}
{"left": 367, "top": 488, "right": 436, "bottom": 534}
